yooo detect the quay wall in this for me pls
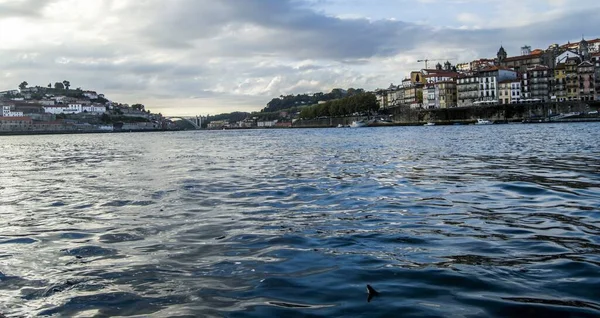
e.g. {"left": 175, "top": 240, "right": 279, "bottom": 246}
{"left": 293, "top": 102, "right": 599, "bottom": 127}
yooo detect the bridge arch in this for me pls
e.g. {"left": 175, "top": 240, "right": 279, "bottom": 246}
{"left": 167, "top": 116, "right": 202, "bottom": 129}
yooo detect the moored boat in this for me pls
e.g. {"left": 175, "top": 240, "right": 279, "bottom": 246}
{"left": 475, "top": 119, "right": 493, "bottom": 125}
{"left": 350, "top": 120, "right": 368, "bottom": 128}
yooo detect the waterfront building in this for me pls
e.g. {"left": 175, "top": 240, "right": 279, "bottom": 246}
{"left": 401, "top": 77, "right": 423, "bottom": 108}
{"left": 1, "top": 105, "right": 24, "bottom": 117}
{"left": 551, "top": 63, "right": 567, "bottom": 102}
{"left": 0, "top": 116, "right": 33, "bottom": 131}
{"left": 457, "top": 73, "right": 479, "bottom": 107}
{"left": 423, "top": 84, "right": 438, "bottom": 109}
{"left": 376, "top": 84, "right": 403, "bottom": 109}
{"left": 478, "top": 66, "right": 518, "bottom": 103}
{"left": 522, "top": 65, "right": 551, "bottom": 102}
{"left": 565, "top": 56, "right": 582, "bottom": 101}
{"left": 577, "top": 61, "right": 595, "bottom": 101}
{"left": 498, "top": 80, "right": 512, "bottom": 104}
{"left": 438, "top": 81, "right": 458, "bottom": 108}
{"left": 593, "top": 53, "right": 600, "bottom": 100}
{"left": 387, "top": 85, "right": 403, "bottom": 108}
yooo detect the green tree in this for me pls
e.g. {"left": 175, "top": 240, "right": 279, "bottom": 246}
{"left": 18, "top": 81, "right": 28, "bottom": 90}
{"left": 63, "top": 80, "right": 71, "bottom": 90}
{"left": 100, "top": 113, "right": 111, "bottom": 123}
{"left": 131, "top": 103, "right": 145, "bottom": 111}
{"left": 54, "top": 82, "right": 65, "bottom": 90}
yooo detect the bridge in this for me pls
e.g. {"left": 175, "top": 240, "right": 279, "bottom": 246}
{"left": 166, "top": 116, "right": 204, "bottom": 129}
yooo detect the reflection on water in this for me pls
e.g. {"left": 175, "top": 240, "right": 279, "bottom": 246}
{"left": 1, "top": 123, "right": 599, "bottom": 317}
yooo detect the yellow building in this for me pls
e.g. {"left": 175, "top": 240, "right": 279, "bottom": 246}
{"left": 551, "top": 63, "right": 567, "bottom": 101}
{"left": 565, "top": 57, "right": 580, "bottom": 101}
{"left": 437, "top": 81, "right": 457, "bottom": 108}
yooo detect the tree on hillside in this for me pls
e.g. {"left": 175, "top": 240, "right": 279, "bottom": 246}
{"left": 131, "top": 104, "right": 145, "bottom": 111}
{"left": 19, "top": 81, "right": 28, "bottom": 90}
{"left": 63, "top": 80, "right": 71, "bottom": 90}
{"left": 54, "top": 82, "right": 65, "bottom": 90}
{"left": 48, "top": 83, "right": 52, "bottom": 88}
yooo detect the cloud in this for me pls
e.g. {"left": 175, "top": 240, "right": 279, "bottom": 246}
{"left": 0, "top": 0, "right": 599, "bottom": 116}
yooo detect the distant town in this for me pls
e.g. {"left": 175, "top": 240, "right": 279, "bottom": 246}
{"left": 375, "top": 37, "right": 599, "bottom": 110}
{"left": 201, "top": 36, "right": 600, "bottom": 129}
{"left": 0, "top": 81, "right": 190, "bottom": 134}
{"left": 2, "top": 37, "right": 599, "bottom": 133}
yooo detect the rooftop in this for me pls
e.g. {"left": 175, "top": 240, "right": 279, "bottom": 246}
{"left": 503, "top": 51, "right": 544, "bottom": 63}
{"left": 0, "top": 116, "right": 32, "bottom": 121}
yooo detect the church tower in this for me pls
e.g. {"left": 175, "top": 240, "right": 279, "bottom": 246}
{"left": 497, "top": 46, "right": 507, "bottom": 65}
{"left": 579, "top": 37, "right": 590, "bottom": 61}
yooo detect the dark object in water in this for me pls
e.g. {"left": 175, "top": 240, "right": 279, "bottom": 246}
{"left": 367, "top": 284, "right": 380, "bottom": 302}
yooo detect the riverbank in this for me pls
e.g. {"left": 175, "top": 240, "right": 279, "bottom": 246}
{"left": 0, "top": 128, "right": 180, "bottom": 136}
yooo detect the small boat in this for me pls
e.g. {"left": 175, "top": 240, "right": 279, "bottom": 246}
{"left": 337, "top": 124, "right": 344, "bottom": 128}
{"left": 424, "top": 122, "right": 435, "bottom": 126}
{"left": 350, "top": 120, "right": 367, "bottom": 128}
{"left": 475, "top": 119, "right": 492, "bottom": 125}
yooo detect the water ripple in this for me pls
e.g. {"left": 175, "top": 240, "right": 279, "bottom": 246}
{"left": 0, "top": 124, "right": 599, "bottom": 317}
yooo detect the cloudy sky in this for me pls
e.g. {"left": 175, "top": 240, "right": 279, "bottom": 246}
{"left": 0, "top": 0, "right": 598, "bottom": 116}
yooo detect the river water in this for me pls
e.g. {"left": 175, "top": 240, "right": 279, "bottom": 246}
{"left": 1, "top": 123, "right": 599, "bottom": 317}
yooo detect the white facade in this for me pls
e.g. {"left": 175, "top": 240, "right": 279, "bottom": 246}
{"left": 83, "top": 105, "right": 106, "bottom": 114}
{"left": 2, "top": 106, "right": 24, "bottom": 117}
{"left": 556, "top": 51, "right": 581, "bottom": 65}
{"left": 478, "top": 76, "right": 498, "bottom": 101}
{"left": 424, "top": 85, "right": 440, "bottom": 109}
{"left": 257, "top": 120, "right": 277, "bottom": 127}
{"left": 478, "top": 69, "right": 518, "bottom": 102}
{"left": 43, "top": 104, "right": 84, "bottom": 114}
{"left": 510, "top": 81, "right": 522, "bottom": 103}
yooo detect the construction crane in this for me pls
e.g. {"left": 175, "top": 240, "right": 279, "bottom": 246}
{"left": 417, "top": 58, "right": 456, "bottom": 69}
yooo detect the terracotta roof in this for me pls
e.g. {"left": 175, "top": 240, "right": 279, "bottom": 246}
{"left": 480, "top": 65, "right": 516, "bottom": 72}
{"left": 503, "top": 52, "right": 544, "bottom": 62}
{"left": 424, "top": 72, "right": 459, "bottom": 78}
{"left": 561, "top": 38, "right": 600, "bottom": 48}
{"left": 0, "top": 116, "right": 32, "bottom": 121}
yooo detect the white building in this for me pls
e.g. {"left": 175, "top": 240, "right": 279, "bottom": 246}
{"left": 257, "top": 120, "right": 277, "bottom": 127}
{"left": 2, "top": 106, "right": 24, "bottom": 117}
{"left": 477, "top": 67, "right": 518, "bottom": 103}
{"left": 43, "top": 104, "right": 84, "bottom": 114}
{"left": 510, "top": 80, "right": 522, "bottom": 103}
{"left": 83, "top": 105, "right": 106, "bottom": 114}
{"left": 423, "top": 84, "right": 439, "bottom": 109}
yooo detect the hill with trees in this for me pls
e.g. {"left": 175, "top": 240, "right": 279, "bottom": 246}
{"left": 299, "top": 93, "right": 379, "bottom": 119}
{"left": 262, "top": 88, "right": 365, "bottom": 113}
